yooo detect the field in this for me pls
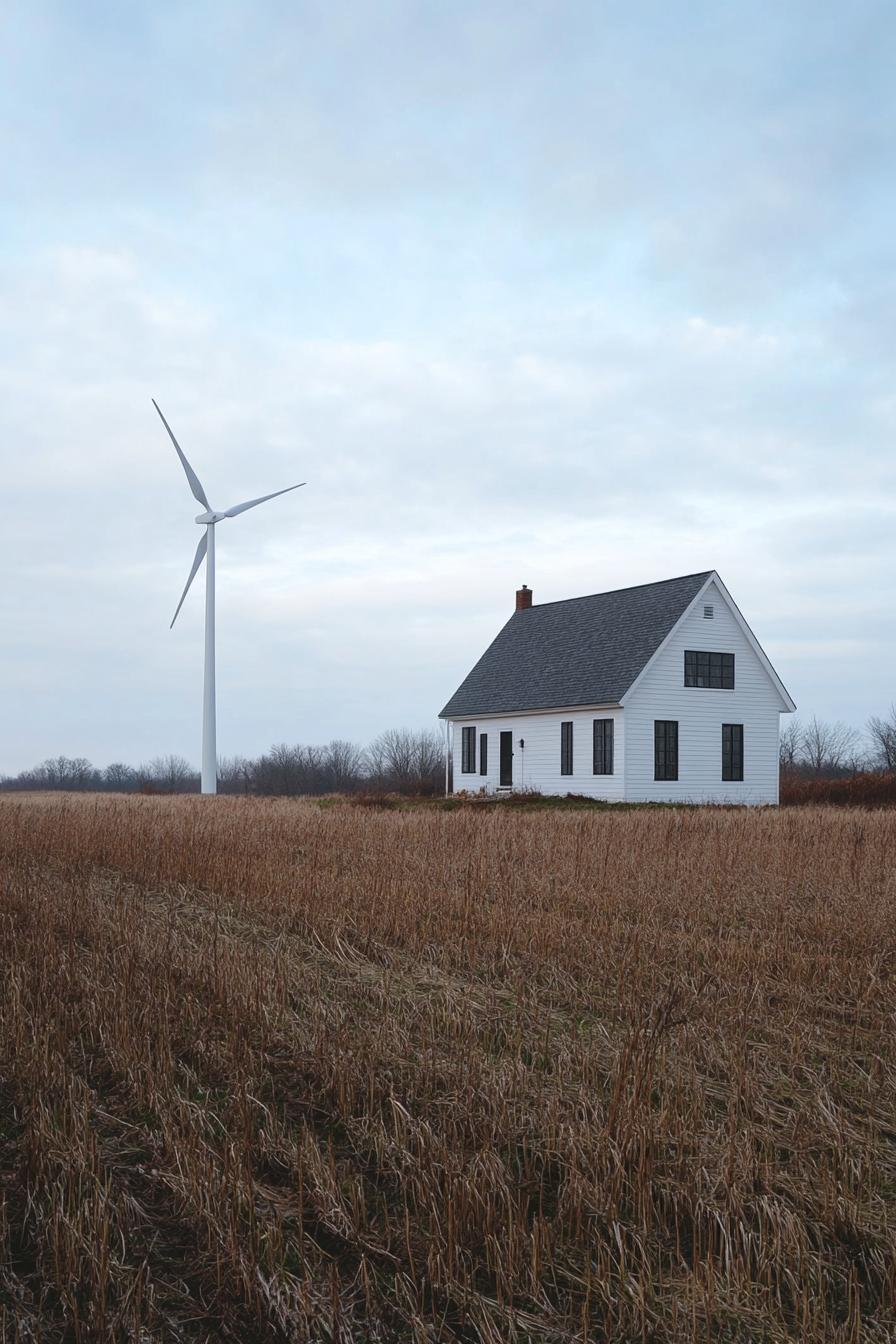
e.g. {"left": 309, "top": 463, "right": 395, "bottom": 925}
{"left": 1, "top": 796, "right": 895, "bottom": 1342}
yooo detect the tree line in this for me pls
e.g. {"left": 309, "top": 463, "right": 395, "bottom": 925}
{"left": 0, "top": 728, "right": 446, "bottom": 796}
{"left": 3, "top": 707, "right": 895, "bottom": 797}
{"left": 779, "top": 707, "right": 896, "bottom": 776}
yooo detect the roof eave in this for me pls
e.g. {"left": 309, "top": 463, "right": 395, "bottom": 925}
{"left": 439, "top": 699, "right": 623, "bottom": 720}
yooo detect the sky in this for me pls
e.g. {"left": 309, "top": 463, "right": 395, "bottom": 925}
{"left": 1, "top": 1, "right": 894, "bottom": 773}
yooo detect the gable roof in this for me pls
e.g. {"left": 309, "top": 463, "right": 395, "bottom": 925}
{"left": 440, "top": 571, "right": 714, "bottom": 719}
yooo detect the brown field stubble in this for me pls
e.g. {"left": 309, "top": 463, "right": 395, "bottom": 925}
{"left": 0, "top": 796, "right": 894, "bottom": 1342}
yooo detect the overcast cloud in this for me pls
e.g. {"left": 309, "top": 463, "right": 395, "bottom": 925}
{"left": 1, "top": 1, "right": 894, "bottom": 772}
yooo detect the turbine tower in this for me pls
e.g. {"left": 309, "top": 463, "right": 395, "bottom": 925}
{"left": 153, "top": 399, "right": 304, "bottom": 795}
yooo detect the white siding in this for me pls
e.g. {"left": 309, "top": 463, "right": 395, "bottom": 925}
{"left": 622, "top": 581, "right": 784, "bottom": 804}
{"left": 451, "top": 707, "right": 625, "bottom": 800}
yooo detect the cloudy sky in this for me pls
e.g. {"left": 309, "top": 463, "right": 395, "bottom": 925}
{"left": 1, "top": 1, "right": 893, "bottom": 772}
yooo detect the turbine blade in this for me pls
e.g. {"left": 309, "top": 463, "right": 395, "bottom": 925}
{"left": 152, "top": 399, "right": 210, "bottom": 509}
{"left": 170, "top": 532, "right": 208, "bottom": 628}
{"left": 222, "top": 482, "right": 306, "bottom": 518}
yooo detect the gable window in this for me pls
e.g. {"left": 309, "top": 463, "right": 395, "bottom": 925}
{"left": 479, "top": 732, "right": 488, "bottom": 776}
{"left": 722, "top": 724, "right": 744, "bottom": 781}
{"left": 654, "top": 720, "right": 678, "bottom": 781}
{"left": 593, "top": 719, "right": 614, "bottom": 775}
{"left": 560, "top": 721, "right": 573, "bottom": 776}
{"left": 684, "top": 650, "right": 734, "bottom": 689}
{"left": 461, "top": 726, "right": 476, "bottom": 773}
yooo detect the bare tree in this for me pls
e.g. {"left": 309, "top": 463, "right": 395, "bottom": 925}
{"left": 33, "top": 756, "right": 97, "bottom": 790}
{"left": 366, "top": 729, "right": 412, "bottom": 790}
{"left": 251, "top": 743, "right": 304, "bottom": 795}
{"left": 409, "top": 729, "right": 444, "bottom": 793}
{"left": 363, "top": 736, "right": 389, "bottom": 789}
{"left": 250, "top": 742, "right": 360, "bottom": 795}
{"left": 301, "top": 745, "right": 328, "bottom": 791}
{"left": 365, "top": 728, "right": 444, "bottom": 794}
{"left": 2, "top": 765, "right": 42, "bottom": 791}
{"left": 779, "top": 718, "right": 803, "bottom": 771}
{"left": 103, "top": 762, "right": 138, "bottom": 791}
{"left": 322, "top": 740, "right": 365, "bottom": 792}
{"left": 800, "top": 716, "right": 859, "bottom": 776}
{"left": 217, "top": 756, "right": 253, "bottom": 794}
{"left": 868, "top": 706, "right": 896, "bottom": 772}
{"left": 143, "top": 755, "right": 197, "bottom": 792}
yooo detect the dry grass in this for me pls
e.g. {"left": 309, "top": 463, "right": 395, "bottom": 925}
{"left": 0, "top": 794, "right": 895, "bottom": 1342}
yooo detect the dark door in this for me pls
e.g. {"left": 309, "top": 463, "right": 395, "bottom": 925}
{"left": 499, "top": 731, "right": 513, "bottom": 787}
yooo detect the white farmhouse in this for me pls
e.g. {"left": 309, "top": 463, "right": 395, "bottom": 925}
{"left": 439, "top": 572, "right": 795, "bottom": 804}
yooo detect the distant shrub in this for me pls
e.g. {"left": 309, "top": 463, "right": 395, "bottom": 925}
{"left": 347, "top": 792, "right": 403, "bottom": 810}
{"left": 782, "top": 770, "right": 896, "bottom": 808}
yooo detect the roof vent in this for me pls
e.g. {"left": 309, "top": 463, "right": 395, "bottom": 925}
{"left": 703, "top": 604, "right": 714, "bottom": 619}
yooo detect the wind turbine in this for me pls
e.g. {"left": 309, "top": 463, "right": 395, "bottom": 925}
{"left": 153, "top": 399, "right": 305, "bottom": 795}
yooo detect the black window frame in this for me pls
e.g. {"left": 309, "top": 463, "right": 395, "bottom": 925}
{"left": 722, "top": 723, "right": 744, "bottom": 781}
{"left": 479, "top": 732, "right": 488, "bottom": 776}
{"left": 684, "top": 649, "right": 734, "bottom": 690}
{"left": 461, "top": 726, "right": 476, "bottom": 774}
{"left": 592, "top": 718, "right": 614, "bottom": 775}
{"left": 654, "top": 720, "right": 678, "bottom": 781}
{"left": 560, "top": 721, "right": 574, "bottom": 776}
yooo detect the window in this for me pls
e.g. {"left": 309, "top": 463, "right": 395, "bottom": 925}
{"left": 479, "top": 733, "right": 488, "bottom": 776}
{"left": 461, "top": 726, "right": 476, "bottom": 773}
{"left": 593, "top": 719, "right": 614, "bottom": 775}
{"left": 722, "top": 724, "right": 744, "bottom": 781}
{"left": 654, "top": 721, "right": 678, "bottom": 781}
{"left": 560, "top": 721, "right": 573, "bottom": 775}
{"left": 684, "top": 650, "right": 734, "bottom": 689}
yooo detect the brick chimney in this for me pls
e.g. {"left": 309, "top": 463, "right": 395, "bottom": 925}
{"left": 515, "top": 584, "right": 533, "bottom": 611}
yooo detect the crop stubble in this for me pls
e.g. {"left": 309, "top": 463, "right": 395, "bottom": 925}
{"left": 0, "top": 794, "right": 894, "bottom": 1341}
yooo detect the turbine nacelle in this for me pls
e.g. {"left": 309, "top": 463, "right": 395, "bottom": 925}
{"left": 195, "top": 510, "right": 225, "bottom": 524}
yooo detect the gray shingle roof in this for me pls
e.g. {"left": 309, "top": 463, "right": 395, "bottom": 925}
{"left": 439, "top": 571, "right": 713, "bottom": 718}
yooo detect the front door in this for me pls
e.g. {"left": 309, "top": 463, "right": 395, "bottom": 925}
{"left": 499, "top": 731, "right": 513, "bottom": 787}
